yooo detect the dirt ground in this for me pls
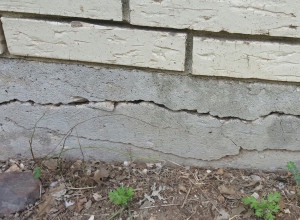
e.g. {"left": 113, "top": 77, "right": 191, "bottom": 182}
{"left": 1, "top": 158, "right": 300, "bottom": 220}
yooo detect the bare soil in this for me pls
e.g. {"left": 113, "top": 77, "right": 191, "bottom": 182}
{"left": 1, "top": 158, "right": 300, "bottom": 220}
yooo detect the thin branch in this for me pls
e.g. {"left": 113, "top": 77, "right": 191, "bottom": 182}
{"left": 29, "top": 112, "right": 47, "bottom": 161}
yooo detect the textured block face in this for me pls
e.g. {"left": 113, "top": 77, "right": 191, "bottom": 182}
{"left": 192, "top": 37, "right": 300, "bottom": 82}
{"left": 0, "top": 0, "right": 122, "bottom": 21}
{"left": 130, "top": 0, "right": 300, "bottom": 38}
{"left": 1, "top": 18, "right": 186, "bottom": 71}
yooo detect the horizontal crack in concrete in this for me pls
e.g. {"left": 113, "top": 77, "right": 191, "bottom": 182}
{"left": 2, "top": 99, "right": 300, "bottom": 123}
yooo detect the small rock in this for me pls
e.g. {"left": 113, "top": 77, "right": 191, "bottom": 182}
{"left": 146, "top": 163, "right": 154, "bottom": 168}
{"left": 0, "top": 172, "right": 41, "bottom": 216}
{"left": 206, "top": 170, "right": 212, "bottom": 174}
{"left": 250, "top": 175, "right": 261, "bottom": 182}
{"left": 284, "top": 209, "right": 291, "bottom": 214}
{"left": 123, "top": 161, "right": 130, "bottom": 167}
{"left": 142, "top": 169, "right": 148, "bottom": 175}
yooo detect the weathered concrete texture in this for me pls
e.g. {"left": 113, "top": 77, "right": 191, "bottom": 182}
{"left": 0, "top": 0, "right": 122, "bottom": 21}
{"left": 1, "top": 18, "right": 186, "bottom": 71}
{"left": 2, "top": 59, "right": 300, "bottom": 121}
{"left": 1, "top": 102, "right": 300, "bottom": 170}
{"left": 130, "top": 0, "right": 300, "bottom": 38}
{"left": 193, "top": 37, "right": 300, "bottom": 82}
{"left": 0, "top": 23, "right": 5, "bottom": 54}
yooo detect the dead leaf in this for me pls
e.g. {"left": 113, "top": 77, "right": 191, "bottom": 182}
{"left": 51, "top": 184, "right": 66, "bottom": 200}
{"left": 231, "top": 205, "right": 245, "bottom": 216}
{"left": 216, "top": 168, "right": 224, "bottom": 175}
{"left": 254, "top": 184, "right": 263, "bottom": 191}
{"left": 71, "top": 160, "right": 82, "bottom": 169}
{"left": 243, "top": 209, "right": 254, "bottom": 218}
{"left": 77, "top": 197, "right": 87, "bottom": 212}
{"left": 5, "top": 164, "right": 21, "bottom": 173}
{"left": 178, "top": 184, "right": 187, "bottom": 193}
{"left": 279, "top": 199, "right": 286, "bottom": 211}
{"left": 38, "top": 194, "right": 55, "bottom": 217}
{"left": 216, "top": 209, "right": 230, "bottom": 220}
{"left": 43, "top": 159, "right": 57, "bottom": 170}
{"left": 218, "top": 185, "right": 235, "bottom": 195}
{"left": 93, "top": 168, "right": 109, "bottom": 183}
{"left": 85, "top": 200, "right": 92, "bottom": 209}
{"left": 217, "top": 195, "right": 225, "bottom": 203}
{"left": 93, "top": 192, "right": 102, "bottom": 201}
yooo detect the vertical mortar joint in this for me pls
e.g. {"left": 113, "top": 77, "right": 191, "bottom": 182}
{"left": 122, "top": 0, "right": 130, "bottom": 23}
{"left": 184, "top": 31, "right": 193, "bottom": 74}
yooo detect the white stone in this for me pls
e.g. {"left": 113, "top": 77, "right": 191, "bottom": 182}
{"left": 130, "top": 0, "right": 300, "bottom": 38}
{"left": 1, "top": 18, "right": 186, "bottom": 71}
{"left": 0, "top": 0, "right": 122, "bottom": 21}
{"left": 193, "top": 37, "right": 300, "bottom": 82}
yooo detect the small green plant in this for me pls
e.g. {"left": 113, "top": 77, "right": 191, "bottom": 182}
{"left": 109, "top": 186, "right": 134, "bottom": 207}
{"left": 33, "top": 167, "right": 42, "bottom": 179}
{"left": 108, "top": 186, "right": 134, "bottom": 220}
{"left": 286, "top": 161, "right": 300, "bottom": 196}
{"left": 242, "top": 192, "right": 281, "bottom": 220}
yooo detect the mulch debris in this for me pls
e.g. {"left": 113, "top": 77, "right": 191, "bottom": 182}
{"left": 0, "top": 158, "right": 300, "bottom": 220}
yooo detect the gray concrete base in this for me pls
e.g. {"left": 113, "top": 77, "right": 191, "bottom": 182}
{"left": 1, "top": 58, "right": 300, "bottom": 170}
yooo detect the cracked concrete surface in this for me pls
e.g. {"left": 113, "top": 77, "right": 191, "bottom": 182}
{"left": 2, "top": 59, "right": 300, "bottom": 121}
{"left": 1, "top": 58, "right": 300, "bottom": 169}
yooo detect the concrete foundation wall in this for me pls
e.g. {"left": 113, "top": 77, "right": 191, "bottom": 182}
{"left": 1, "top": 59, "right": 300, "bottom": 170}
{"left": 0, "top": 1, "right": 300, "bottom": 169}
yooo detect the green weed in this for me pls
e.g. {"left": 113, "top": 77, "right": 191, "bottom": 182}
{"left": 242, "top": 192, "right": 281, "bottom": 220}
{"left": 286, "top": 161, "right": 300, "bottom": 196}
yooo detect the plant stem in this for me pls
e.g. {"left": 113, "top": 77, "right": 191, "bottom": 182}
{"left": 108, "top": 207, "right": 124, "bottom": 220}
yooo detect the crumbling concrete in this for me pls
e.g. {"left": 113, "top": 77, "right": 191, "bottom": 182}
{"left": 1, "top": 58, "right": 300, "bottom": 170}
{"left": 2, "top": 59, "right": 300, "bottom": 121}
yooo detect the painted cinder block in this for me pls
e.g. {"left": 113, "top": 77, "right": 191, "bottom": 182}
{"left": 130, "top": 0, "right": 300, "bottom": 38}
{"left": 193, "top": 37, "right": 300, "bottom": 82}
{"left": 1, "top": 18, "right": 186, "bottom": 71}
{"left": 0, "top": 0, "right": 122, "bottom": 21}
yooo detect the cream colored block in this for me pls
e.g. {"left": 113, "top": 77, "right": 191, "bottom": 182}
{"left": 1, "top": 18, "right": 186, "bottom": 71}
{"left": 131, "top": 0, "right": 300, "bottom": 38}
{"left": 0, "top": 0, "right": 122, "bottom": 21}
{"left": 193, "top": 37, "right": 300, "bottom": 82}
